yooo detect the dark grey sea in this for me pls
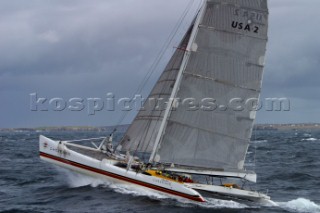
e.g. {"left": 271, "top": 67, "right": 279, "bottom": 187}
{"left": 1, "top": 130, "right": 319, "bottom": 213}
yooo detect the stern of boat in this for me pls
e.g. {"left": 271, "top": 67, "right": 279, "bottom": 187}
{"left": 185, "top": 183, "right": 277, "bottom": 206}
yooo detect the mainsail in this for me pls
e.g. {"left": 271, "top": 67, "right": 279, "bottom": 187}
{"left": 154, "top": 0, "right": 268, "bottom": 171}
{"left": 122, "top": 0, "right": 268, "bottom": 172}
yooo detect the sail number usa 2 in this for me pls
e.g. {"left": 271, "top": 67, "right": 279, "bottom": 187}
{"left": 231, "top": 21, "right": 259, "bottom": 34}
{"left": 231, "top": 8, "right": 264, "bottom": 34}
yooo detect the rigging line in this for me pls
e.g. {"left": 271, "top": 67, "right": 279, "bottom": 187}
{"left": 114, "top": 0, "right": 195, "bottom": 131}
{"left": 116, "top": 0, "right": 196, "bottom": 153}
{"left": 139, "top": 1, "right": 203, "bottom": 155}
{"left": 116, "top": 0, "right": 194, "bottom": 130}
{"left": 140, "top": 49, "right": 187, "bottom": 155}
{"left": 133, "top": 19, "right": 195, "bottom": 155}
{"left": 253, "top": 126, "right": 257, "bottom": 170}
{"left": 149, "top": 1, "right": 208, "bottom": 164}
{"left": 132, "top": 51, "right": 184, "bottom": 155}
{"left": 126, "top": 10, "right": 196, "bottom": 156}
{"left": 137, "top": 55, "right": 183, "bottom": 155}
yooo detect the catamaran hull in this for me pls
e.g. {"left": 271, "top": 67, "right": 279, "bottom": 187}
{"left": 39, "top": 136, "right": 205, "bottom": 203}
{"left": 188, "top": 186, "right": 276, "bottom": 206}
{"left": 39, "top": 135, "right": 275, "bottom": 205}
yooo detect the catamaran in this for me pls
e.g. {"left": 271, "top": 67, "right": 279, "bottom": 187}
{"left": 40, "top": 0, "right": 274, "bottom": 205}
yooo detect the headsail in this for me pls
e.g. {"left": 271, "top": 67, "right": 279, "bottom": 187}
{"left": 153, "top": 0, "right": 269, "bottom": 171}
{"left": 119, "top": 24, "right": 194, "bottom": 153}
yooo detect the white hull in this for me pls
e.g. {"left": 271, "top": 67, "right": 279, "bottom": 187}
{"left": 39, "top": 135, "right": 274, "bottom": 205}
{"left": 39, "top": 135, "right": 205, "bottom": 202}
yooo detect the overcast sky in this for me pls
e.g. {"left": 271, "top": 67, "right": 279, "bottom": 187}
{"left": 1, "top": 0, "right": 319, "bottom": 128}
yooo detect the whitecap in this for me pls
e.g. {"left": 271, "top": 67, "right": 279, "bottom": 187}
{"left": 278, "top": 198, "right": 320, "bottom": 213}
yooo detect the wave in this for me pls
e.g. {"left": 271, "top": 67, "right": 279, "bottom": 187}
{"left": 278, "top": 198, "right": 320, "bottom": 213}
{"left": 302, "top": 138, "right": 318, "bottom": 142}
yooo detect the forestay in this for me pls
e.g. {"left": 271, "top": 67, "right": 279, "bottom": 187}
{"left": 155, "top": 0, "right": 269, "bottom": 171}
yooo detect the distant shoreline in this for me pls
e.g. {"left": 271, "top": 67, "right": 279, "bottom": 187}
{"left": 1, "top": 123, "right": 320, "bottom": 132}
{"left": 0, "top": 124, "right": 129, "bottom": 133}
{"left": 254, "top": 123, "right": 320, "bottom": 131}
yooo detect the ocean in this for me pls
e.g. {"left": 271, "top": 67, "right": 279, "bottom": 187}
{"left": 1, "top": 130, "right": 319, "bottom": 213}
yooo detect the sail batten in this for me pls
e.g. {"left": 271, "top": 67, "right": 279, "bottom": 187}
{"left": 184, "top": 72, "right": 261, "bottom": 92}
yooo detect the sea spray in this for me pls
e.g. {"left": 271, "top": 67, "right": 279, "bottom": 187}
{"left": 54, "top": 166, "right": 105, "bottom": 188}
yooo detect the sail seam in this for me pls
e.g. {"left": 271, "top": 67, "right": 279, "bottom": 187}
{"left": 183, "top": 72, "right": 261, "bottom": 92}
{"left": 167, "top": 119, "right": 250, "bottom": 142}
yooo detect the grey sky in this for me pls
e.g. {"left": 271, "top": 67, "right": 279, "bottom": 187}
{"left": 0, "top": 0, "right": 319, "bottom": 128}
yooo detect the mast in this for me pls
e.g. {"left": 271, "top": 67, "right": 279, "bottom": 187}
{"left": 149, "top": 0, "right": 208, "bottom": 163}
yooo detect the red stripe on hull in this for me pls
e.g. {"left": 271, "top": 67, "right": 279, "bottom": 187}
{"left": 40, "top": 152, "right": 205, "bottom": 202}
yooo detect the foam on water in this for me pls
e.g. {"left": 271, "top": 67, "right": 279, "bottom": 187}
{"left": 278, "top": 198, "right": 320, "bottom": 213}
